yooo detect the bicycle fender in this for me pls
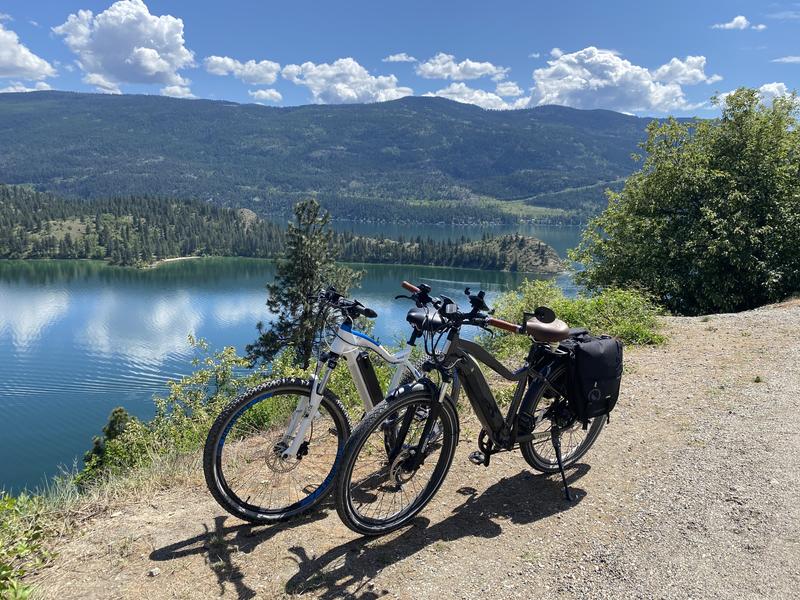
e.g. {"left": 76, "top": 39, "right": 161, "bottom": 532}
{"left": 386, "top": 377, "right": 458, "bottom": 413}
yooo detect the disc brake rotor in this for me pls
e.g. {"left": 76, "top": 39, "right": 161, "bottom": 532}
{"left": 389, "top": 448, "right": 417, "bottom": 485}
{"left": 266, "top": 439, "right": 302, "bottom": 473}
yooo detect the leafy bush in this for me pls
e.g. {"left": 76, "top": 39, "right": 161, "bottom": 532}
{"left": 572, "top": 89, "right": 800, "bottom": 315}
{"left": 487, "top": 279, "right": 664, "bottom": 357}
{"left": 0, "top": 493, "right": 49, "bottom": 598}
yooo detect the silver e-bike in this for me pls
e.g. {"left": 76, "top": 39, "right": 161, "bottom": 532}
{"left": 203, "top": 287, "right": 421, "bottom": 523}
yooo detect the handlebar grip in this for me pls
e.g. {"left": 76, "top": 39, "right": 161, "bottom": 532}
{"left": 401, "top": 281, "right": 420, "bottom": 293}
{"left": 487, "top": 317, "right": 522, "bottom": 334}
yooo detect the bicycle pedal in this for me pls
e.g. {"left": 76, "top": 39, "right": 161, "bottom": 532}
{"left": 468, "top": 451, "right": 486, "bottom": 466}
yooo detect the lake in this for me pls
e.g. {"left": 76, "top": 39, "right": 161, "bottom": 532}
{"left": 0, "top": 226, "right": 582, "bottom": 493}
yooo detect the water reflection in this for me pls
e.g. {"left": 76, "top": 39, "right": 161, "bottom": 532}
{"left": 0, "top": 254, "right": 579, "bottom": 493}
{"left": 212, "top": 292, "right": 271, "bottom": 327}
{"left": 0, "top": 285, "right": 70, "bottom": 351}
{"left": 81, "top": 290, "right": 203, "bottom": 365}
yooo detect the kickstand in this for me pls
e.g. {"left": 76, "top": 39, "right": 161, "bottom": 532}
{"left": 551, "top": 426, "right": 572, "bottom": 502}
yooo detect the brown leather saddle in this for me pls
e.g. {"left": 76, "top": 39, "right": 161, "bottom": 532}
{"left": 525, "top": 318, "right": 570, "bottom": 343}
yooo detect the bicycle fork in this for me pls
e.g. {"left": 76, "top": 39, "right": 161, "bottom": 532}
{"left": 279, "top": 360, "right": 333, "bottom": 460}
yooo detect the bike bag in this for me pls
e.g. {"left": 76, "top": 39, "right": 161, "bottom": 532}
{"left": 559, "top": 333, "right": 623, "bottom": 428}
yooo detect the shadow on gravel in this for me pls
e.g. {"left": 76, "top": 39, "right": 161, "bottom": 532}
{"left": 149, "top": 508, "right": 329, "bottom": 599}
{"left": 284, "top": 465, "right": 590, "bottom": 599}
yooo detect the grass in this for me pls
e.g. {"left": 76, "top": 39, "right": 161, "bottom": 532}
{"left": 1, "top": 449, "right": 203, "bottom": 597}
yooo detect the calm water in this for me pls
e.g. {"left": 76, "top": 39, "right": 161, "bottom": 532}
{"left": 0, "top": 227, "right": 582, "bottom": 492}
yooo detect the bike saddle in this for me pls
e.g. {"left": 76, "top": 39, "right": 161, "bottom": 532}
{"left": 525, "top": 318, "right": 570, "bottom": 342}
{"left": 406, "top": 306, "right": 444, "bottom": 331}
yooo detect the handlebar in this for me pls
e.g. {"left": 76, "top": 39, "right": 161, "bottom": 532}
{"left": 399, "top": 281, "right": 529, "bottom": 335}
{"left": 487, "top": 317, "right": 522, "bottom": 334}
{"left": 319, "top": 286, "right": 377, "bottom": 320}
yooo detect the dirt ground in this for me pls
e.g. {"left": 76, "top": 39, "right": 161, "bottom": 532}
{"left": 33, "top": 301, "right": 800, "bottom": 599}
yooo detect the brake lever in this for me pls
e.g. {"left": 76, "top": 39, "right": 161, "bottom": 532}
{"left": 395, "top": 294, "right": 413, "bottom": 300}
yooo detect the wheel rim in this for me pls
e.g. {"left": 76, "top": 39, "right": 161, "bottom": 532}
{"left": 347, "top": 401, "right": 447, "bottom": 524}
{"left": 529, "top": 397, "right": 593, "bottom": 466}
{"left": 216, "top": 390, "right": 343, "bottom": 515}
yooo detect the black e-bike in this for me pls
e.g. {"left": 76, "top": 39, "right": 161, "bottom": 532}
{"left": 334, "top": 281, "right": 605, "bottom": 535}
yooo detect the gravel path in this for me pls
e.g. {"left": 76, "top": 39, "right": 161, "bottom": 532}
{"left": 34, "top": 301, "right": 800, "bottom": 599}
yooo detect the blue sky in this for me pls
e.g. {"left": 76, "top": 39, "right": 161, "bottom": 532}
{"left": 1, "top": 0, "right": 798, "bottom": 114}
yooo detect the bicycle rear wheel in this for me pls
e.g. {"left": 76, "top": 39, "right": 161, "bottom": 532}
{"left": 335, "top": 389, "right": 458, "bottom": 536}
{"left": 203, "top": 378, "right": 350, "bottom": 523}
{"left": 519, "top": 366, "right": 604, "bottom": 473}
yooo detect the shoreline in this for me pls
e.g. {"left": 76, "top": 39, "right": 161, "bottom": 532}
{"left": 0, "top": 255, "right": 567, "bottom": 276}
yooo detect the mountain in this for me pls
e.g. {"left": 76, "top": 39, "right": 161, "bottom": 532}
{"left": 0, "top": 91, "right": 654, "bottom": 221}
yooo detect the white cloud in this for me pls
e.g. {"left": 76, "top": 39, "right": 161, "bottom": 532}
{"left": 0, "top": 22, "right": 56, "bottom": 79}
{"left": 204, "top": 55, "right": 280, "bottom": 84}
{"left": 415, "top": 52, "right": 509, "bottom": 81}
{"left": 711, "top": 15, "right": 765, "bottom": 30}
{"left": 162, "top": 84, "right": 194, "bottom": 98}
{"left": 0, "top": 80, "right": 51, "bottom": 93}
{"left": 550, "top": 48, "right": 563, "bottom": 59}
{"left": 495, "top": 80, "right": 523, "bottom": 97}
{"left": 767, "top": 10, "right": 800, "bottom": 20}
{"left": 0, "top": 13, "right": 12, "bottom": 22}
{"left": 529, "top": 52, "right": 541, "bottom": 59}
{"left": 773, "top": 56, "right": 800, "bottom": 64}
{"left": 718, "top": 82, "right": 790, "bottom": 106}
{"left": 424, "top": 82, "right": 527, "bottom": 110}
{"left": 756, "top": 82, "right": 790, "bottom": 104}
{"left": 282, "top": 57, "right": 412, "bottom": 104}
{"left": 53, "top": 0, "right": 194, "bottom": 96}
{"left": 248, "top": 88, "right": 282, "bottom": 103}
{"left": 382, "top": 52, "right": 416, "bottom": 63}
{"left": 530, "top": 46, "right": 714, "bottom": 113}
{"left": 83, "top": 72, "right": 120, "bottom": 94}
{"left": 712, "top": 15, "right": 750, "bottom": 29}
{"left": 652, "top": 56, "right": 721, "bottom": 85}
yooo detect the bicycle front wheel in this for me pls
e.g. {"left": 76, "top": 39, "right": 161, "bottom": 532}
{"left": 203, "top": 377, "right": 350, "bottom": 523}
{"left": 335, "top": 388, "right": 458, "bottom": 536}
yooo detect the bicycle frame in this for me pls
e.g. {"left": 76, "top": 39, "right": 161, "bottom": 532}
{"left": 434, "top": 326, "right": 565, "bottom": 451}
{"left": 279, "top": 320, "right": 420, "bottom": 459}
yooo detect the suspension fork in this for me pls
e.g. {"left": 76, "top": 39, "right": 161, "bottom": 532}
{"left": 280, "top": 355, "right": 336, "bottom": 460}
{"left": 392, "top": 382, "right": 449, "bottom": 469}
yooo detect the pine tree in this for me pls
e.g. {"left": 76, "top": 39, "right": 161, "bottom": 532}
{"left": 247, "top": 199, "right": 360, "bottom": 368}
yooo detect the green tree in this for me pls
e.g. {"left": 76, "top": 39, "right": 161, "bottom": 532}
{"left": 84, "top": 406, "right": 132, "bottom": 465}
{"left": 572, "top": 88, "right": 800, "bottom": 315}
{"left": 247, "top": 199, "right": 360, "bottom": 368}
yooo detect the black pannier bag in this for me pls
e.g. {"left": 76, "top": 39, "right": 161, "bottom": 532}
{"left": 560, "top": 332, "right": 623, "bottom": 428}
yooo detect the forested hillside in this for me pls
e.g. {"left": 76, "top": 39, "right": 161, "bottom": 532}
{"left": 0, "top": 186, "right": 562, "bottom": 272}
{"left": 0, "top": 91, "right": 651, "bottom": 221}
{"left": 337, "top": 232, "right": 562, "bottom": 272}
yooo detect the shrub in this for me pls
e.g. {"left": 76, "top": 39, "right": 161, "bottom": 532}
{"left": 0, "top": 493, "right": 49, "bottom": 598}
{"left": 487, "top": 279, "right": 664, "bottom": 358}
{"left": 572, "top": 89, "right": 800, "bottom": 315}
